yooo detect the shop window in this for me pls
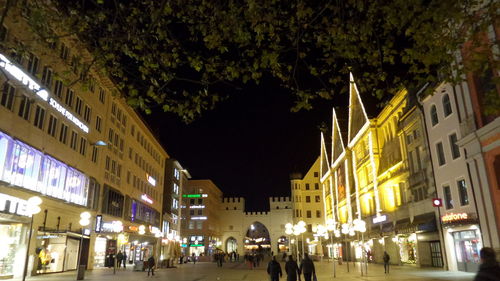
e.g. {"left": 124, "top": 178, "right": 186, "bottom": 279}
{"left": 443, "top": 185, "right": 453, "bottom": 209}
{"left": 430, "top": 105, "right": 439, "bottom": 126}
{"left": 457, "top": 179, "right": 469, "bottom": 206}
{"left": 436, "top": 142, "right": 446, "bottom": 166}
{"left": 449, "top": 133, "right": 460, "bottom": 159}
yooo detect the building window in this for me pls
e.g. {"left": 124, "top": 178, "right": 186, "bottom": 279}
{"left": 70, "top": 131, "right": 78, "bottom": 150}
{"left": 306, "top": 196, "right": 311, "bottom": 203}
{"left": 449, "top": 133, "right": 460, "bottom": 159}
{"left": 41, "top": 66, "right": 53, "bottom": 90}
{"left": 314, "top": 183, "right": 319, "bottom": 190}
{"left": 315, "top": 195, "right": 320, "bottom": 202}
{"left": 18, "top": 96, "right": 31, "bottom": 121}
{"left": 306, "top": 210, "right": 311, "bottom": 218}
{"left": 457, "top": 179, "right": 469, "bottom": 206}
{"left": 430, "top": 105, "right": 439, "bottom": 126}
{"left": 443, "top": 185, "right": 453, "bottom": 209}
{"left": 91, "top": 146, "right": 98, "bottom": 163}
{"left": 83, "top": 105, "right": 91, "bottom": 123}
{"left": 65, "top": 88, "right": 74, "bottom": 107}
{"left": 0, "top": 25, "right": 7, "bottom": 41}
{"left": 189, "top": 210, "right": 194, "bottom": 215}
{"left": 79, "top": 137, "right": 87, "bottom": 156}
{"left": 54, "top": 80, "right": 63, "bottom": 99}
{"left": 75, "top": 97, "right": 83, "bottom": 115}
{"left": 307, "top": 224, "right": 312, "bottom": 232}
{"left": 59, "top": 123, "right": 68, "bottom": 144}
{"left": 47, "top": 115, "right": 57, "bottom": 137}
{"left": 27, "top": 53, "right": 39, "bottom": 75}
{"left": 98, "top": 88, "right": 105, "bottom": 103}
{"left": 436, "top": 142, "right": 446, "bottom": 166}
{"left": 442, "top": 94, "right": 452, "bottom": 117}
{"left": 305, "top": 183, "right": 310, "bottom": 190}
{"left": 316, "top": 210, "right": 321, "bottom": 218}
{"left": 95, "top": 116, "right": 102, "bottom": 132}
{"left": 1, "top": 82, "right": 15, "bottom": 110}
{"left": 60, "top": 43, "right": 69, "bottom": 60}
{"left": 314, "top": 172, "right": 319, "bottom": 177}
{"left": 33, "top": 105, "right": 46, "bottom": 130}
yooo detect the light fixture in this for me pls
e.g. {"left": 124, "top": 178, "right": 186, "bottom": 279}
{"left": 92, "top": 140, "right": 107, "bottom": 146}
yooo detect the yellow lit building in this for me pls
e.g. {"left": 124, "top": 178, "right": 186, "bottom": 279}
{"left": 321, "top": 74, "right": 443, "bottom": 267}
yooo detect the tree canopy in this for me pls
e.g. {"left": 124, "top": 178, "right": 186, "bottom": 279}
{"left": 4, "top": 0, "right": 499, "bottom": 121}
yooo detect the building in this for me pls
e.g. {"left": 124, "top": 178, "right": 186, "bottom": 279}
{"left": 219, "top": 197, "right": 293, "bottom": 256}
{"left": 181, "top": 179, "right": 222, "bottom": 257}
{"left": 0, "top": 3, "right": 167, "bottom": 278}
{"left": 290, "top": 157, "right": 325, "bottom": 255}
{"left": 321, "top": 74, "right": 443, "bottom": 269}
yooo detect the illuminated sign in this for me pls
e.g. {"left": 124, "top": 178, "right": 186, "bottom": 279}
{"left": 83, "top": 229, "right": 91, "bottom": 235}
{"left": 182, "top": 194, "right": 208, "bottom": 198}
{"left": 0, "top": 193, "right": 30, "bottom": 217}
{"left": 181, "top": 243, "right": 187, "bottom": 248}
{"left": 372, "top": 215, "right": 387, "bottom": 224}
{"left": 191, "top": 216, "right": 207, "bottom": 220}
{"left": 432, "top": 198, "right": 442, "bottom": 207}
{"left": 101, "top": 220, "right": 124, "bottom": 233}
{"left": 141, "top": 194, "right": 153, "bottom": 204}
{"left": 442, "top": 213, "right": 468, "bottom": 223}
{"left": 146, "top": 174, "right": 156, "bottom": 186}
{"left": 189, "top": 244, "right": 204, "bottom": 247}
{"left": 128, "top": 226, "right": 139, "bottom": 232}
{"left": 95, "top": 215, "right": 103, "bottom": 232}
{"left": 0, "top": 53, "right": 89, "bottom": 133}
{"left": 189, "top": 205, "right": 205, "bottom": 209}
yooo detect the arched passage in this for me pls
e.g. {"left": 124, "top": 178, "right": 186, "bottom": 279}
{"left": 244, "top": 222, "right": 271, "bottom": 253}
{"left": 226, "top": 237, "right": 238, "bottom": 253}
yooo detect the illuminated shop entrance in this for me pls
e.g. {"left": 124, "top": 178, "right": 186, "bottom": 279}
{"left": 244, "top": 222, "right": 271, "bottom": 252}
{"left": 226, "top": 237, "right": 237, "bottom": 253}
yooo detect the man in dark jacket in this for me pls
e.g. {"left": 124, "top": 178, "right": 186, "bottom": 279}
{"left": 474, "top": 247, "right": 500, "bottom": 281}
{"left": 299, "top": 253, "right": 316, "bottom": 281}
{"left": 285, "top": 255, "right": 301, "bottom": 281}
{"left": 147, "top": 255, "right": 155, "bottom": 276}
{"left": 267, "top": 256, "right": 283, "bottom": 281}
{"left": 383, "top": 251, "right": 390, "bottom": 274}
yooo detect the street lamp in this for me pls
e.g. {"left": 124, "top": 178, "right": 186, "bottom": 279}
{"left": 325, "top": 219, "right": 337, "bottom": 278}
{"left": 22, "top": 196, "right": 42, "bottom": 281}
{"left": 77, "top": 211, "right": 91, "bottom": 280}
{"left": 352, "top": 219, "right": 367, "bottom": 276}
{"left": 297, "top": 221, "right": 306, "bottom": 259}
{"left": 285, "top": 223, "right": 293, "bottom": 256}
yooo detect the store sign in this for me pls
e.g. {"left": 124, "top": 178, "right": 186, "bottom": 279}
{"left": 0, "top": 53, "right": 89, "bottom": 133}
{"left": 146, "top": 174, "right": 156, "bottom": 186}
{"left": 432, "top": 198, "right": 442, "bottom": 207}
{"left": 373, "top": 215, "right": 387, "bottom": 224}
{"left": 190, "top": 244, "right": 204, "bottom": 247}
{"left": 189, "top": 205, "right": 205, "bottom": 209}
{"left": 101, "top": 220, "right": 124, "bottom": 233}
{"left": 0, "top": 193, "right": 30, "bottom": 217}
{"left": 128, "top": 226, "right": 139, "bottom": 232}
{"left": 191, "top": 216, "right": 207, "bottom": 220}
{"left": 442, "top": 213, "right": 468, "bottom": 223}
{"left": 141, "top": 194, "right": 153, "bottom": 204}
{"left": 95, "top": 215, "right": 103, "bottom": 232}
{"left": 182, "top": 194, "right": 208, "bottom": 198}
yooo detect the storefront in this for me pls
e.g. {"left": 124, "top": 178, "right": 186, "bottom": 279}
{"left": 35, "top": 231, "right": 89, "bottom": 273}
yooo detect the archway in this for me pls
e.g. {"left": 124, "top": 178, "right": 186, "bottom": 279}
{"left": 244, "top": 222, "right": 271, "bottom": 253}
{"left": 226, "top": 237, "right": 237, "bottom": 253}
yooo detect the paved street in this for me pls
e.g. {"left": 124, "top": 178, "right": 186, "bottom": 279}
{"left": 16, "top": 260, "right": 475, "bottom": 281}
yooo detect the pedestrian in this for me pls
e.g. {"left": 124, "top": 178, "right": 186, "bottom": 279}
{"left": 116, "top": 251, "right": 123, "bottom": 268}
{"left": 282, "top": 252, "right": 287, "bottom": 262}
{"left": 383, "top": 251, "right": 390, "bottom": 274}
{"left": 267, "top": 256, "right": 283, "bottom": 281}
{"left": 123, "top": 252, "right": 127, "bottom": 269}
{"left": 180, "top": 255, "right": 184, "bottom": 264}
{"left": 192, "top": 252, "right": 197, "bottom": 264}
{"left": 474, "top": 247, "right": 500, "bottom": 281}
{"left": 285, "top": 255, "right": 301, "bottom": 281}
{"left": 299, "top": 253, "right": 316, "bottom": 281}
{"left": 147, "top": 255, "right": 155, "bottom": 277}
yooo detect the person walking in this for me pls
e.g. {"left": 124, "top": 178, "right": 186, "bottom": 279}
{"left": 147, "top": 255, "right": 155, "bottom": 277}
{"left": 285, "top": 255, "right": 301, "bottom": 281}
{"left": 116, "top": 251, "right": 124, "bottom": 268}
{"left": 383, "top": 251, "right": 390, "bottom": 274}
{"left": 192, "top": 253, "right": 197, "bottom": 264}
{"left": 122, "top": 252, "right": 127, "bottom": 268}
{"left": 299, "top": 253, "right": 316, "bottom": 281}
{"left": 267, "top": 256, "right": 283, "bottom": 281}
{"left": 474, "top": 247, "right": 500, "bottom": 281}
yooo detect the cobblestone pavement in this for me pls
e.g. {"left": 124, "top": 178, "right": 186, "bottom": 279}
{"left": 16, "top": 260, "right": 475, "bottom": 281}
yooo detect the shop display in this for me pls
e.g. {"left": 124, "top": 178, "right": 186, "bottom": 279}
{"left": 0, "top": 224, "right": 24, "bottom": 277}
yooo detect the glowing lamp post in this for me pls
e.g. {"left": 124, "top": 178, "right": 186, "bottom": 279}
{"left": 22, "top": 196, "right": 42, "bottom": 281}
{"left": 285, "top": 223, "right": 293, "bottom": 256}
{"left": 325, "top": 219, "right": 337, "bottom": 278}
{"left": 296, "top": 220, "right": 307, "bottom": 259}
{"left": 77, "top": 211, "right": 91, "bottom": 280}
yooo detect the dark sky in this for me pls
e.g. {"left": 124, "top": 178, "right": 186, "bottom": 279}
{"left": 145, "top": 82, "right": 350, "bottom": 211}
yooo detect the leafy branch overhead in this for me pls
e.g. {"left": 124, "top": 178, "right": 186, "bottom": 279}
{"left": 20, "top": 0, "right": 500, "bottom": 121}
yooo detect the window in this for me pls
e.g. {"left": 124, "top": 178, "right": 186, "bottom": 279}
{"left": 18, "top": 96, "right": 31, "bottom": 121}
{"left": 315, "top": 195, "right": 320, "bottom": 202}
{"left": 307, "top": 224, "right": 312, "bottom": 232}
{"left": 295, "top": 210, "right": 300, "bottom": 217}
{"left": 0, "top": 25, "right": 6, "bottom": 41}
{"left": 54, "top": 80, "right": 63, "bottom": 99}
{"left": 33, "top": 105, "right": 46, "bottom": 129}
{"left": 449, "top": 133, "right": 460, "bottom": 159}
{"left": 306, "top": 210, "right": 311, "bottom": 218}
{"left": 60, "top": 43, "right": 69, "bottom": 60}
{"left": 91, "top": 146, "right": 98, "bottom": 163}
{"left": 70, "top": 131, "right": 78, "bottom": 150}
{"left": 1, "top": 82, "right": 15, "bottom": 110}
{"left": 306, "top": 196, "right": 311, "bottom": 203}
{"left": 314, "top": 183, "right": 319, "bottom": 190}
{"left": 316, "top": 210, "right": 321, "bottom": 218}
{"left": 59, "top": 123, "right": 68, "bottom": 144}
{"left": 314, "top": 172, "right": 319, "bottom": 177}
{"left": 131, "top": 125, "right": 135, "bottom": 136}
{"left": 457, "top": 179, "right": 469, "bottom": 206}
{"left": 190, "top": 210, "right": 194, "bottom": 215}
{"left": 305, "top": 183, "right": 310, "bottom": 190}
{"left": 95, "top": 116, "right": 102, "bottom": 132}
{"left": 443, "top": 185, "right": 453, "bottom": 209}
{"left": 430, "top": 105, "right": 439, "bottom": 126}
{"left": 196, "top": 221, "right": 203, "bottom": 230}
{"left": 88, "top": 77, "right": 95, "bottom": 93}
{"left": 442, "top": 94, "right": 452, "bottom": 117}
{"left": 436, "top": 142, "right": 446, "bottom": 166}
{"left": 27, "top": 53, "right": 39, "bottom": 75}
{"left": 83, "top": 105, "right": 91, "bottom": 123}
{"left": 79, "top": 137, "right": 87, "bottom": 156}
{"left": 197, "top": 209, "right": 202, "bottom": 215}
{"left": 65, "top": 89, "right": 74, "bottom": 107}
{"left": 98, "top": 88, "right": 105, "bottom": 103}
{"left": 47, "top": 115, "right": 57, "bottom": 137}
{"left": 41, "top": 66, "right": 53, "bottom": 90}
{"left": 75, "top": 97, "right": 82, "bottom": 115}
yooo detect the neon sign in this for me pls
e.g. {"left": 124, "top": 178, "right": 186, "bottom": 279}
{"left": 0, "top": 193, "right": 30, "bottom": 217}
{"left": 372, "top": 215, "right": 387, "bottom": 224}
{"left": 0, "top": 53, "right": 89, "bottom": 133}
{"left": 191, "top": 216, "right": 207, "bottom": 220}
{"left": 189, "top": 205, "right": 205, "bottom": 209}
{"left": 146, "top": 174, "right": 156, "bottom": 186}
{"left": 442, "top": 213, "right": 468, "bottom": 223}
{"left": 141, "top": 194, "right": 153, "bottom": 204}
{"left": 182, "top": 194, "right": 208, "bottom": 198}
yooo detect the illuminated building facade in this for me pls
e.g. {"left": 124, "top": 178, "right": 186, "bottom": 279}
{"left": 321, "top": 74, "right": 444, "bottom": 268}
{"left": 290, "top": 157, "right": 325, "bottom": 255}
{"left": 181, "top": 179, "right": 223, "bottom": 257}
{"left": 0, "top": 2, "right": 167, "bottom": 278}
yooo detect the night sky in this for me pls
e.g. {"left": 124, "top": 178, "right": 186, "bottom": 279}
{"left": 145, "top": 81, "right": 352, "bottom": 211}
